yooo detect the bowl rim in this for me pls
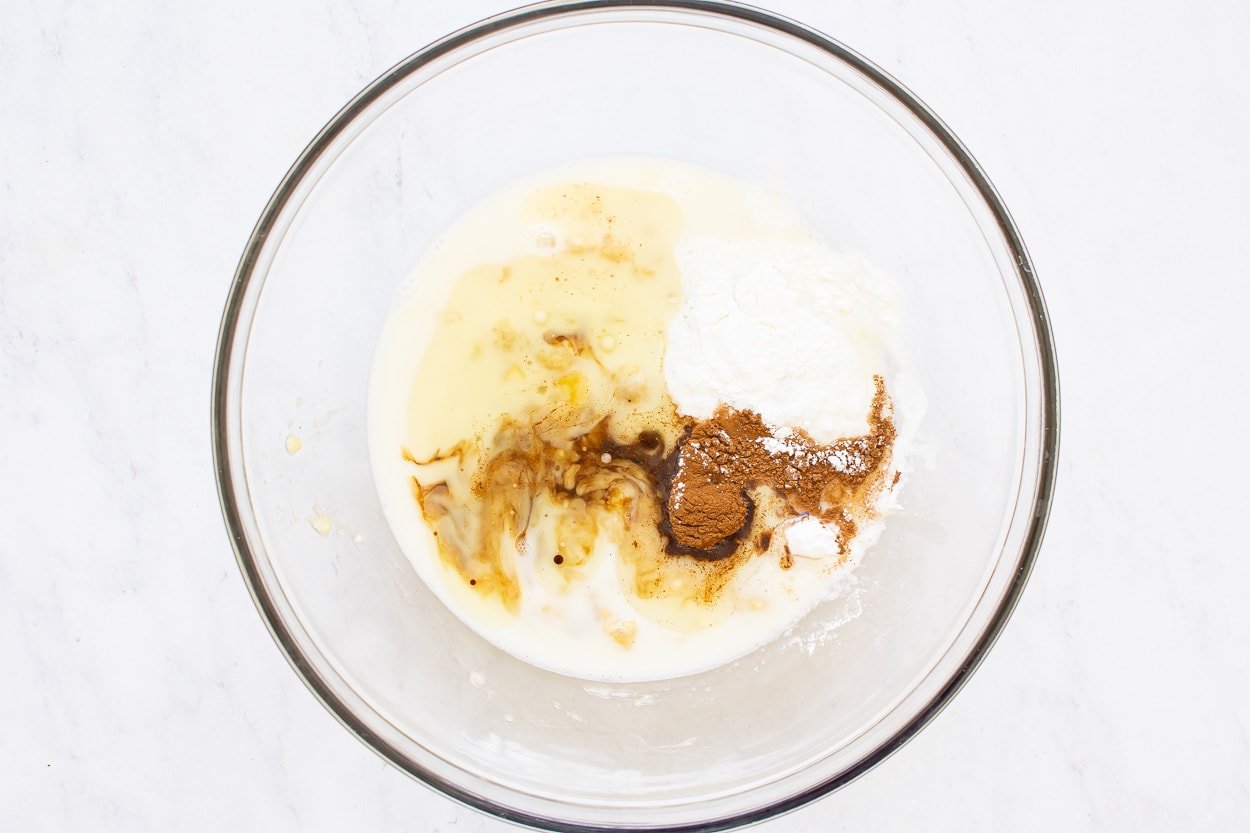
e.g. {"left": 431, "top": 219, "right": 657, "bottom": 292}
{"left": 211, "top": 1, "right": 1060, "bottom": 830}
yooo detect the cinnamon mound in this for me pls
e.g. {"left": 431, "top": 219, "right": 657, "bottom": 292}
{"left": 666, "top": 377, "right": 895, "bottom": 555}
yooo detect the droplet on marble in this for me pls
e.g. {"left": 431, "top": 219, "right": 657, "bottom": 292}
{"left": 309, "top": 508, "right": 332, "bottom": 535}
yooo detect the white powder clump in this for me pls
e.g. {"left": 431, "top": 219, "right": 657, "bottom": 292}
{"left": 784, "top": 517, "right": 843, "bottom": 559}
{"left": 665, "top": 236, "right": 903, "bottom": 444}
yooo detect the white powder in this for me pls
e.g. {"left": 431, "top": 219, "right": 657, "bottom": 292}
{"left": 783, "top": 516, "right": 843, "bottom": 559}
{"left": 756, "top": 432, "right": 865, "bottom": 475}
{"left": 665, "top": 236, "right": 903, "bottom": 444}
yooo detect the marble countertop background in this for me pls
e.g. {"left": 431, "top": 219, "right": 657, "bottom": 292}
{"left": 3, "top": 1, "right": 1248, "bottom": 829}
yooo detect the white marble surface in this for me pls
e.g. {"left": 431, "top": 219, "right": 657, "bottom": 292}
{"left": 3, "top": 1, "right": 1248, "bottom": 829}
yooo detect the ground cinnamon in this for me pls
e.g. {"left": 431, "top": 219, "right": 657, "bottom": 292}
{"left": 666, "top": 376, "right": 894, "bottom": 554}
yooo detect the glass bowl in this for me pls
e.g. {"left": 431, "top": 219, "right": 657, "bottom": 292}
{"left": 212, "top": 1, "right": 1059, "bottom": 829}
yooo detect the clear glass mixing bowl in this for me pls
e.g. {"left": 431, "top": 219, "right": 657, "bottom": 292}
{"left": 212, "top": 2, "right": 1059, "bottom": 829}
